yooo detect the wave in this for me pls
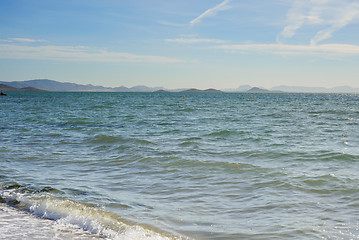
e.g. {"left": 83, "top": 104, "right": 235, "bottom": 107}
{"left": 90, "top": 134, "right": 154, "bottom": 146}
{"left": 0, "top": 183, "right": 185, "bottom": 240}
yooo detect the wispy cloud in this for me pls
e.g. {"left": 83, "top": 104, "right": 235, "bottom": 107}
{"left": 278, "top": 0, "right": 359, "bottom": 45}
{"left": 1, "top": 38, "right": 47, "bottom": 43}
{"left": 190, "top": 0, "right": 231, "bottom": 26}
{"left": 0, "top": 44, "right": 183, "bottom": 63}
{"left": 277, "top": 0, "right": 307, "bottom": 40}
{"left": 310, "top": 2, "right": 359, "bottom": 45}
{"left": 216, "top": 43, "right": 359, "bottom": 56}
{"left": 165, "top": 38, "right": 227, "bottom": 44}
{"left": 157, "top": 20, "right": 186, "bottom": 27}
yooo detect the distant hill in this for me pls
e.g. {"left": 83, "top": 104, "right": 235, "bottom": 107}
{"left": 223, "top": 85, "right": 252, "bottom": 92}
{"left": 154, "top": 89, "right": 169, "bottom": 93}
{"left": 271, "top": 85, "right": 359, "bottom": 93}
{"left": 0, "top": 83, "right": 45, "bottom": 92}
{"left": 181, "top": 88, "right": 223, "bottom": 93}
{"left": 19, "top": 87, "right": 46, "bottom": 92}
{"left": 246, "top": 87, "right": 284, "bottom": 93}
{"left": 0, "top": 79, "right": 114, "bottom": 92}
{"left": 0, "top": 80, "right": 222, "bottom": 92}
{"left": 117, "top": 85, "right": 164, "bottom": 92}
{"left": 1, "top": 79, "right": 358, "bottom": 93}
{"left": 0, "top": 79, "right": 164, "bottom": 92}
{"left": 225, "top": 85, "right": 359, "bottom": 93}
{"left": 246, "top": 87, "right": 271, "bottom": 93}
{"left": 0, "top": 84, "right": 18, "bottom": 91}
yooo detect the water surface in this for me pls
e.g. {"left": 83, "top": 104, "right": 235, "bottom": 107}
{"left": 1, "top": 92, "right": 359, "bottom": 239}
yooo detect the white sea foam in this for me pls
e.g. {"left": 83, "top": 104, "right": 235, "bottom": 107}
{"left": 0, "top": 204, "right": 103, "bottom": 240}
{"left": 0, "top": 189, "right": 182, "bottom": 240}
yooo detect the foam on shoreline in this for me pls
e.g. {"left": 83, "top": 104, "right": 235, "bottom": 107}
{"left": 0, "top": 188, "right": 184, "bottom": 240}
{"left": 0, "top": 204, "right": 104, "bottom": 239}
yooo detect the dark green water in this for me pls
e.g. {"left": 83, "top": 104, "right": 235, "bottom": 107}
{"left": 1, "top": 92, "right": 359, "bottom": 239}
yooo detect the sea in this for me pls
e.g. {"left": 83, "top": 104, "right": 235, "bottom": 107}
{"left": 1, "top": 91, "right": 359, "bottom": 240}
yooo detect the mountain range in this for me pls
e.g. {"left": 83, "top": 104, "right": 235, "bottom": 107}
{"left": 1, "top": 79, "right": 359, "bottom": 93}
{"left": 0, "top": 83, "right": 45, "bottom": 92}
{"left": 0, "top": 79, "right": 164, "bottom": 92}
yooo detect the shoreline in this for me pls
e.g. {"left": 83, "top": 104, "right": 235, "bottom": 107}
{"left": 0, "top": 205, "right": 103, "bottom": 240}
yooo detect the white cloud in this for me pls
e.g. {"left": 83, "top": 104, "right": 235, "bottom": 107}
{"left": 310, "top": 2, "right": 359, "bottom": 45}
{"left": 165, "top": 38, "right": 226, "bottom": 44}
{"left": 10, "top": 38, "right": 47, "bottom": 43}
{"left": 190, "top": 0, "right": 231, "bottom": 25}
{"left": 278, "top": 0, "right": 359, "bottom": 45}
{"left": 0, "top": 44, "right": 183, "bottom": 63}
{"left": 216, "top": 43, "right": 359, "bottom": 55}
{"left": 157, "top": 20, "right": 186, "bottom": 27}
{"left": 277, "top": 0, "right": 307, "bottom": 40}
{"left": 1, "top": 38, "right": 47, "bottom": 43}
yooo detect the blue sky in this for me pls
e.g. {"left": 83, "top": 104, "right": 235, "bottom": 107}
{"left": 0, "top": 0, "right": 359, "bottom": 89}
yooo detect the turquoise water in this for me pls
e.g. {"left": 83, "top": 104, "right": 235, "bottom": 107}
{"left": 1, "top": 92, "right": 359, "bottom": 239}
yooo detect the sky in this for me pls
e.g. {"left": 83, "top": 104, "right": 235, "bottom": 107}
{"left": 0, "top": 0, "right": 359, "bottom": 89}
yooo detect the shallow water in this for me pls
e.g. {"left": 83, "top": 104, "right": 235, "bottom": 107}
{"left": 0, "top": 204, "right": 105, "bottom": 239}
{"left": 1, "top": 92, "right": 359, "bottom": 239}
